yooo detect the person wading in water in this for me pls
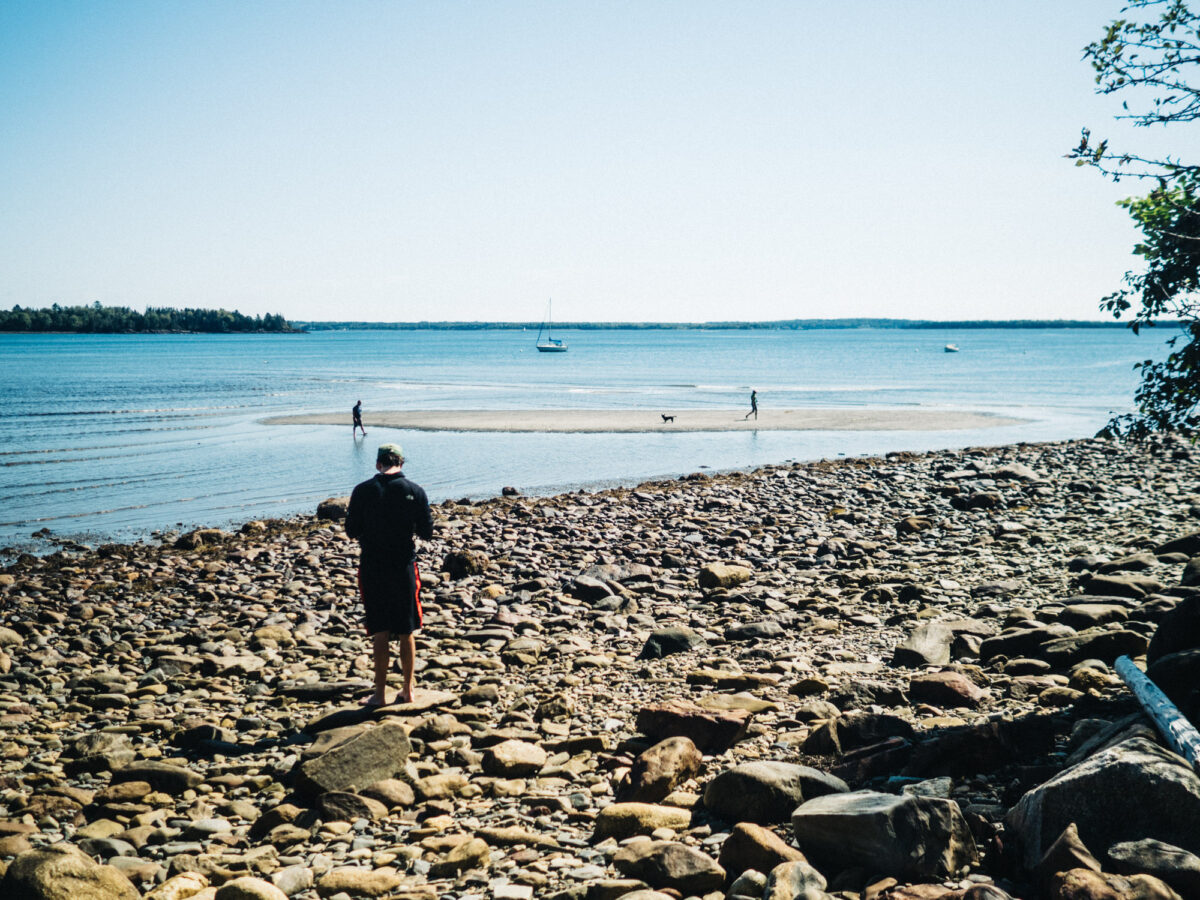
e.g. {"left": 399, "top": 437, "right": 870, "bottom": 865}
{"left": 352, "top": 400, "right": 367, "bottom": 437}
{"left": 744, "top": 389, "right": 758, "bottom": 420}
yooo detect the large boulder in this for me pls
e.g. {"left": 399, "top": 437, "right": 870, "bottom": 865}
{"left": 1083, "top": 573, "right": 1163, "bottom": 599}
{"left": 718, "top": 823, "right": 807, "bottom": 881}
{"left": 704, "top": 761, "right": 848, "bottom": 825}
{"left": 316, "top": 497, "right": 348, "bottom": 520}
{"left": 636, "top": 699, "right": 750, "bottom": 753}
{"left": 481, "top": 740, "right": 546, "bottom": 777}
{"left": 214, "top": 877, "right": 288, "bottom": 900}
{"left": 908, "top": 671, "right": 989, "bottom": 709}
{"left": 1005, "top": 736, "right": 1200, "bottom": 871}
{"left": 891, "top": 622, "right": 954, "bottom": 667}
{"left": 698, "top": 563, "right": 752, "bottom": 590}
{"left": 570, "top": 574, "right": 613, "bottom": 602}
{"left": 612, "top": 841, "right": 725, "bottom": 895}
{"left": 142, "top": 872, "right": 210, "bottom": 900}
{"left": 762, "top": 859, "right": 829, "bottom": 900}
{"left": 618, "top": 736, "right": 703, "bottom": 803}
{"left": 638, "top": 627, "right": 706, "bottom": 660}
{"left": 979, "top": 623, "right": 1077, "bottom": 663}
{"left": 110, "top": 761, "right": 203, "bottom": 795}
{"left": 295, "top": 721, "right": 412, "bottom": 796}
{"left": 314, "top": 867, "right": 405, "bottom": 898}
{"left": 803, "top": 711, "right": 915, "bottom": 757}
{"left": 442, "top": 550, "right": 490, "bottom": 579}
{"left": 1, "top": 844, "right": 139, "bottom": 900}
{"left": 1147, "top": 595, "right": 1200, "bottom": 665}
{"left": 314, "top": 791, "right": 388, "bottom": 822}
{"left": 1146, "top": 649, "right": 1200, "bottom": 724}
{"left": 791, "top": 790, "right": 979, "bottom": 880}
{"left": 1038, "top": 627, "right": 1149, "bottom": 667}
{"left": 1108, "top": 838, "right": 1200, "bottom": 898}
{"left": 593, "top": 803, "right": 693, "bottom": 841}
{"left": 65, "top": 733, "right": 136, "bottom": 775}
{"left": 1157, "top": 531, "right": 1200, "bottom": 558}
{"left": 1045, "top": 868, "right": 1181, "bottom": 899}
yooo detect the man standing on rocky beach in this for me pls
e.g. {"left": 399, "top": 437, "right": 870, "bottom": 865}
{"left": 345, "top": 442, "right": 433, "bottom": 706}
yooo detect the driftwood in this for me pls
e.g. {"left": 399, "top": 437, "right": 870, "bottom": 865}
{"left": 1115, "top": 654, "right": 1200, "bottom": 769}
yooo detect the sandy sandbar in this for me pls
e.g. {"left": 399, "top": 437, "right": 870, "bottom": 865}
{"left": 263, "top": 408, "right": 1025, "bottom": 433}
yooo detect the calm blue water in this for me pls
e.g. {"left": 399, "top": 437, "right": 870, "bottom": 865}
{"left": 0, "top": 327, "right": 1167, "bottom": 552}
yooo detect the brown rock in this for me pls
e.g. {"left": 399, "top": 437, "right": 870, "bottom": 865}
{"left": 593, "top": 803, "right": 693, "bottom": 841}
{"left": 717, "top": 822, "right": 806, "bottom": 879}
{"left": 697, "top": 563, "right": 752, "bottom": 590}
{"left": 636, "top": 699, "right": 750, "bottom": 753}
{"left": 909, "top": 671, "right": 988, "bottom": 709}
{"left": 1034, "top": 823, "right": 1102, "bottom": 890}
{"left": 427, "top": 838, "right": 490, "bottom": 878}
{"left": 618, "top": 736, "right": 703, "bottom": 803}
{"left": 315, "top": 867, "right": 405, "bottom": 898}
{"left": 360, "top": 779, "right": 414, "bottom": 808}
{"left": 214, "top": 876, "right": 288, "bottom": 900}
{"left": 1045, "top": 868, "right": 1121, "bottom": 900}
{"left": 1, "top": 843, "right": 139, "bottom": 900}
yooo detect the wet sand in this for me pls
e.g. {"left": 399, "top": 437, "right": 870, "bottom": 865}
{"left": 264, "top": 407, "right": 1025, "bottom": 433}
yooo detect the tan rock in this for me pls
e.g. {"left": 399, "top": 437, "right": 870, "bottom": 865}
{"left": 413, "top": 773, "right": 468, "bottom": 801}
{"left": 315, "top": 866, "right": 405, "bottom": 898}
{"left": 697, "top": 563, "right": 752, "bottom": 589}
{"left": 428, "top": 838, "right": 491, "bottom": 877}
{"left": 481, "top": 740, "right": 547, "bottom": 777}
{"left": 593, "top": 802, "right": 694, "bottom": 841}
{"left": 142, "top": 871, "right": 210, "bottom": 900}
{"left": 213, "top": 877, "right": 288, "bottom": 900}
{"left": 619, "top": 736, "right": 703, "bottom": 803}
{"left": 1, "top": 843, "right": 139, "bottom": 900}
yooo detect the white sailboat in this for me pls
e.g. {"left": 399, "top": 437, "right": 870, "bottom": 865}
{"left": 536, "top": 300, "right": 567, "bottom": 352}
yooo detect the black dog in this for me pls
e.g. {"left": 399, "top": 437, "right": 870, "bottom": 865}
{"left": 661, "top": 414, "right": 675, "bottom": 423}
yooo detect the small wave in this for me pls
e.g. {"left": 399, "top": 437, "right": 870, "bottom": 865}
{"left": 0, "top": 499, "right": 155, "bottom": 527}
{"left": 4, "top": 404, "right": 260, "bottom": 418}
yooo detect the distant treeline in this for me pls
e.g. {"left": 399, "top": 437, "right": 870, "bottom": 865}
{"left": 297, "top": 318, "right": 1133, "bottom": 331}
{"left": 1, "top": 304, "right": 299, "bottom": 333}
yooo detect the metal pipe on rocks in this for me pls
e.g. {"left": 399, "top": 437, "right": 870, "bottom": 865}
{"left": 1115, "top": 654, "right": 1200, "bottom": 770}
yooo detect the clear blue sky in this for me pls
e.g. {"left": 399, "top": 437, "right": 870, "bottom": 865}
{"left": 0, "top": 1, "right": 1177, "bottom": 322}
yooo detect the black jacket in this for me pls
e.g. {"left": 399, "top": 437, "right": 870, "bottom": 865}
{"left": 345, "top": 472, "right": 433, "bottom": 566}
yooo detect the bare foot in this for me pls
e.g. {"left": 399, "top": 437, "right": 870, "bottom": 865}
{"left": 397, "top": 689, "right": 415, "bottom": 704}
{"left": 361, "top": 694, "right": 387, "bottom": 708}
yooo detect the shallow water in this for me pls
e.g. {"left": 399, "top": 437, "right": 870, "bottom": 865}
{"left": 0, "top": 326, "right": 1166, "bottom": 551}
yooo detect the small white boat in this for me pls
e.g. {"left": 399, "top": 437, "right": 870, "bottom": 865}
{"left": 536, "top": 300, "right": 567, "bottom": 353}
{"left": 944, "top": 343, "right": 960, "bottom": 353}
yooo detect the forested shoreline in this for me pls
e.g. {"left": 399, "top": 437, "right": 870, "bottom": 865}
{"left": 0, "top": 304, "right": 1148, "bottom": 334}
{"left": 297, "top": 318, "right": 1132, "bottom": 331}
{"left": 0, "top": 304, "right": 298, "bottom": 333}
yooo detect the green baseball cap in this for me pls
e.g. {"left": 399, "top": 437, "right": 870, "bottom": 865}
{"left": 376, "top": 443, "right": 404, "bottom": 462}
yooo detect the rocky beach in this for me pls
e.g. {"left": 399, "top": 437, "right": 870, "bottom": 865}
{"left": 3, "top": 435, "right": 1200, "bottom": 900}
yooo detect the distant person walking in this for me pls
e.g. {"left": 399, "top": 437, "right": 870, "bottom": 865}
{"left": 352, "top": 400, "right": 366, "bottom": 437}
{"left": 744, "top": 389, "right": 758, "bottom": 420}
{"left": 345, "top": 443, "right": 434, "bottom": 706}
